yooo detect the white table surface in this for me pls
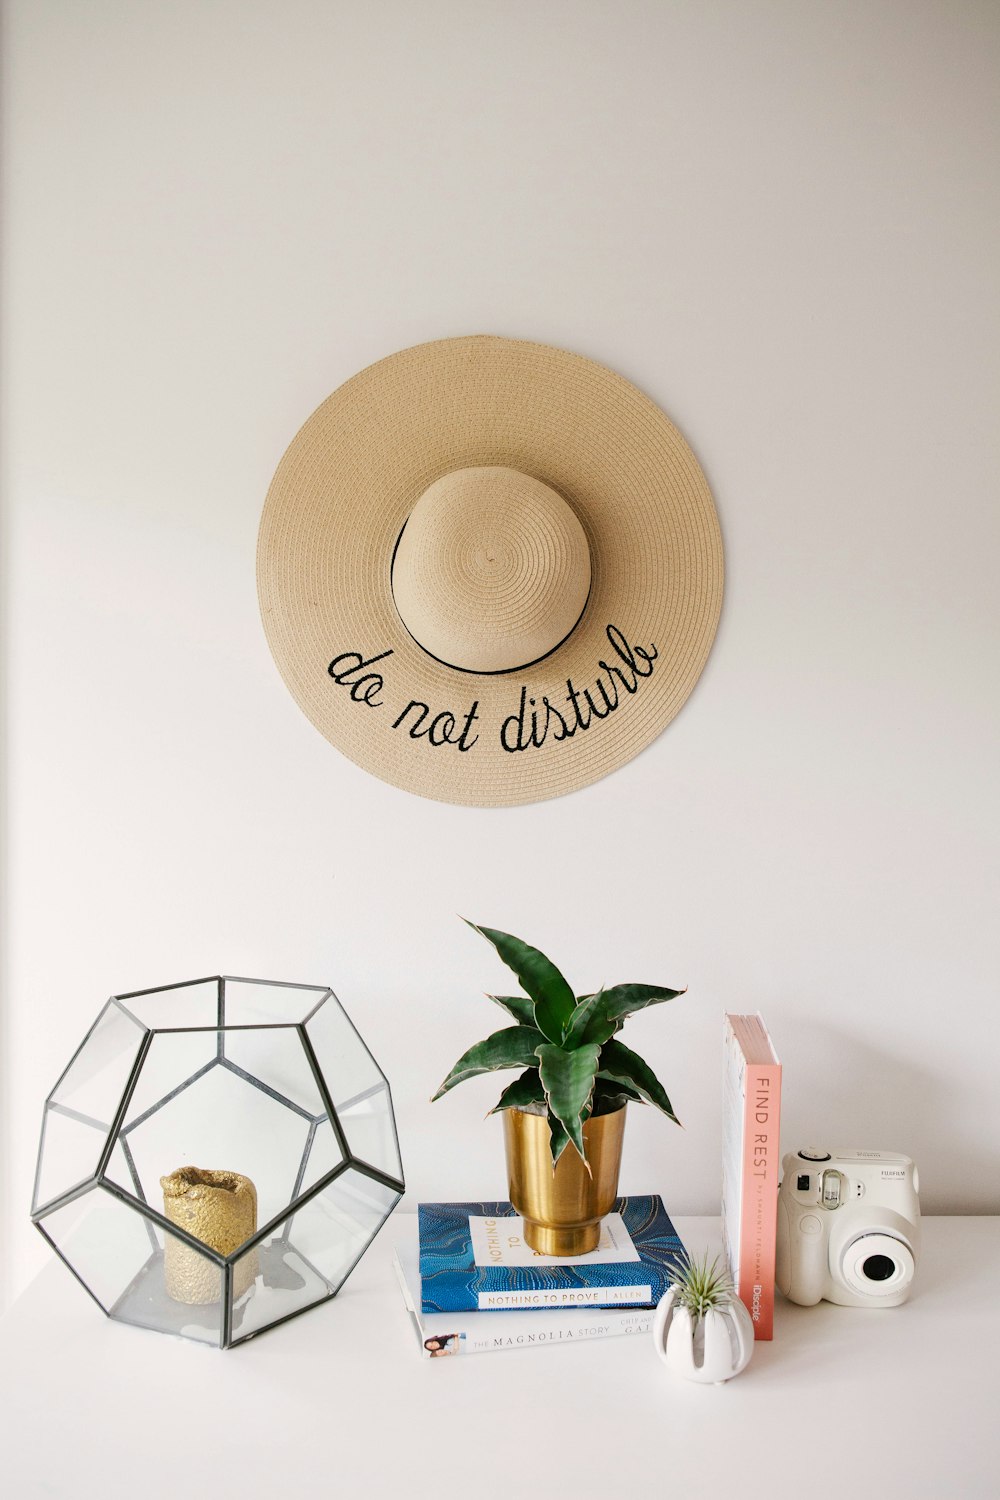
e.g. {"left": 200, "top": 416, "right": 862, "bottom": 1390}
{"left": 1, "top": 1216, "right": 996, "bottom": 1500}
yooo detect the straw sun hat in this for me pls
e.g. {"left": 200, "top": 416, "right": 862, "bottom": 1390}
{"left": 257, "top": 335, "right": 723, "bottom": 807}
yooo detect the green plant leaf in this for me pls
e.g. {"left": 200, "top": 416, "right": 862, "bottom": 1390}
{"left": 487, "top": 1067, "right": 545, "bottom": 1114}
{"left": 546, "top": 1109, "right": 573, "bottom": 1167}
{"left": 563, "top": 989, "right": 616, "bottom": 1048}
{"left": 488, "top": 993, "right": 538, "bottom": 1027}
{"left": 535, "top": 1041, "right": 601, "bottom": 1161}
{"left": 670, "top": 1252, "right": 735, "bottom": 1316}
{"left": 589, "top": 1077, "right": 642, "bottom": 1116}
{"left": 600, "top": 981, "right": 686, "bottom": 1018}
{"left": 432, "top": 1026, "right": 546, "bottom": 1100}
{"left": 464, "top": 921, "right": 576, "bottom": 1045}
{"left": 597, "top": 1037, "right": 681, "bottom": 1124}
{"left": 566, "top": 982, "right": 685, "bottom": 1046}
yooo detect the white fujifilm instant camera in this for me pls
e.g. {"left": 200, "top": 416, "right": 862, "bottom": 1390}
{"left": 776, "top": 1148, "right": 920, "bottom": 1307}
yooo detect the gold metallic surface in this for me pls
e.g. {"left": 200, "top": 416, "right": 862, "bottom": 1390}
{"left": 160, "top": 1166, "right": 258, "bottom": 1305}
{"left": 504, "top": 1106, "right": 626, "bottom": 1256}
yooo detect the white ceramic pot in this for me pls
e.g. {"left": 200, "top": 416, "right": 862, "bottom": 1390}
{"left": 652, "top": 1287, "right": 755, "bottom": 1384}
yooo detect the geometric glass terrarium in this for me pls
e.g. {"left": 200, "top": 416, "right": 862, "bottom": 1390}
{"left": 30, "top": 975, "right": 404, "bottom": 1348}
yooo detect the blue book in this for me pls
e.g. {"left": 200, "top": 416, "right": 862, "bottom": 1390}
{"left": 418, "top": 1195, "right": 686, "bottom": 1314}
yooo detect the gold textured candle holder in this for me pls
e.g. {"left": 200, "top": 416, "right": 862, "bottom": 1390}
{"left": 161, "top": 1166, "right": 259, "bottom": 1305}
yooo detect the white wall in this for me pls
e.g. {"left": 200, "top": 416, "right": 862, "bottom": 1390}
{"left": 2, "top": 0, "right": 998, "bottom": 1308}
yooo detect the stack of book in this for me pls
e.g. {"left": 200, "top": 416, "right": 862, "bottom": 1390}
{"left": 392, "top": 1195, "right": 686, "bottom": 1358}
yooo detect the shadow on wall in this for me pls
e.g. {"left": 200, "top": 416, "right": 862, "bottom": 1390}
{"left": 777, "top": 1021, "right": 999, "bottom": 1214}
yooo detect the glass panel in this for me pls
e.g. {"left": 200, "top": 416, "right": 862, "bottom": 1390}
{"left": 304, "top": 994, "right": 386, "bottom": 1114}
{"left": 50, "top": 1000, "right": 147, "bottom": 1117}
{"left": 104, "top": 1135, "right": 147, "bottom": 1202}
{"left": 33, "top": 1001, "right": 146, "bottom": 1214}
{"left": 293, "top": 1118, "right": 346, "bottom": 1202}
{"left": 230, "top": 1167, "right": 400, "bottom": 1344}
{"left": 339, "top": 1082, "right": 403, "bottom": 1183}
{"left": 33, "top": 1106, "right": 108, "bottom": 1216}
{"left": 117, "top": 1028, "right": 218, "bottom": 1132}
{"left": 39, "top": 1184, "right": 221, "bottom": 1344}
{"left": 221, "top": 978, "right": 328, "bottom": 1028}
{"left": 109, "top": 1038, "right": 312, "bottom": 1231}
{"left": 115, "top": 978, "right": 221, "bottom": 1031}
{"left": 220, "top": 1027, "right": 325, "bottom": 1118}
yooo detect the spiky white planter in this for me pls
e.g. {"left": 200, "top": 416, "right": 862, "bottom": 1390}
{"left": 653, "top": 1285, "right": 755, "bottom": 1384}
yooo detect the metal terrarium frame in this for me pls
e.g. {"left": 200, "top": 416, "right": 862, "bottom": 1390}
{"left": 30, "top": 974, "right": 405, "bottom": 1347}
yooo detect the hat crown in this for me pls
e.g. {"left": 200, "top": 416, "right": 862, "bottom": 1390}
{"left": 391, "top": 466, "right": 591, "bottom": 674}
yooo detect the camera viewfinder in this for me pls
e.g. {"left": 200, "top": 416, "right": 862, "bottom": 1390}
{"left": 821, "top": 1170, "right": 843, "bottom": 1208}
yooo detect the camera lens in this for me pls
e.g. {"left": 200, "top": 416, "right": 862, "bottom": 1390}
{"left": 842, "top": 1233, "right": 914, "bottom": 1299}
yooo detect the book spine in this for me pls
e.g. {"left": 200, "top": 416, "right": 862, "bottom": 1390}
{"left": 425, "top": 1314, "right": 653, "bottom": 1362}
{"left": 476, "top": 1284, "right": 653, "bottom": 1311}
{"left": 737, "top": 1059, "right": 782, "bottom": 1340}
{"left": 421, "top": 1271, "right": 665, "bottom": 1314}
{"left": 458, "top": 1311, "right": 655, "bottom": 1354}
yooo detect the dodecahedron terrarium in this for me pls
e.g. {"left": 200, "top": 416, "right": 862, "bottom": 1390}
{"left": 30, "top": 975, "right": 404, "bottom": 1347}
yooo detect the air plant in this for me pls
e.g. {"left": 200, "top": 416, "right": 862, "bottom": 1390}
{"left": 669, "top": 1253, "right": 736, "bottom": 1318}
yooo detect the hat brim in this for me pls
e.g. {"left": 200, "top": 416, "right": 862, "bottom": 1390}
{"left": 257, "top": 335, "right": 724, "bottom": 806}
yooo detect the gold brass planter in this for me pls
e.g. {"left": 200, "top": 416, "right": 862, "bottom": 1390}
{"left": 504, "top": 1106, "right": 626, "bottom": 1256}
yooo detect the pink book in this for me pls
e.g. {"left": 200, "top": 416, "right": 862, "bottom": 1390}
{"left": 721, "top": 1014, "right": 782, "bottom": 1339}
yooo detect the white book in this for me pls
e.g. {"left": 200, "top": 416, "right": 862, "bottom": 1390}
{"left": 391, "top": 1224, "right": 655, "bottom": 1358}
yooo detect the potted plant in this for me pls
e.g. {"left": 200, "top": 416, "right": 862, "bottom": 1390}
{"left": 653, "top": 1253, "right": 754, "bottom": 1383}
{"left": 432, "top": 921, "right": 685, "bottom": 1255}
